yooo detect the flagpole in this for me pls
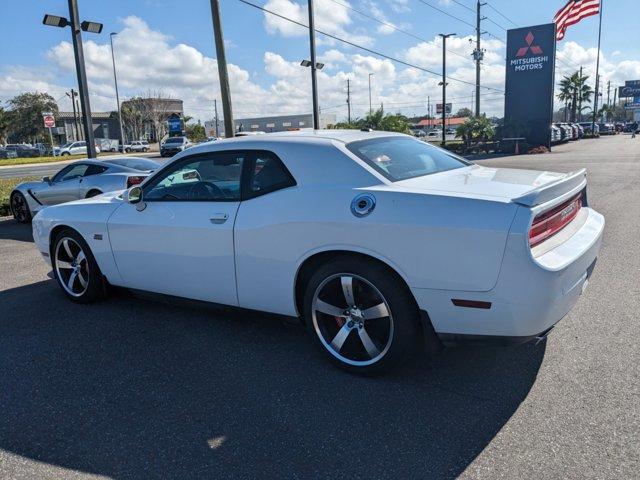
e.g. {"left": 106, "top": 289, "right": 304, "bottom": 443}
{"left": 591, "top": 0, "right": 603, "bottom": 134}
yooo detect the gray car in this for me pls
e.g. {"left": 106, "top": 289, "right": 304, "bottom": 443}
{"left": 10, "top": 157, "right": 161, "bottom": 223}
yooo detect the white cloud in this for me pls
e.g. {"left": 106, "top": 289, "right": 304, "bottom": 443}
{"left": 262, "top": 0, "right": 374, "bottom": 46}
{"left": 2, "top": 14, "right": 639, "bottom": 124}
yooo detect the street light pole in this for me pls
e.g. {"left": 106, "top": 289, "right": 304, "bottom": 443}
{"left": 109, "top": 32, "right": 126, "bottom": 151}
{"left": 67, "top": 0, "right": 97, "bottom": 158}
{"left": 307, "top": 0, "right": 320, "bottom": 129}
{"left": 439, "top": 33, "right": 456, "bottom": 147}
{"left": 368, "top": 73, "right": 374, "bottom": 116}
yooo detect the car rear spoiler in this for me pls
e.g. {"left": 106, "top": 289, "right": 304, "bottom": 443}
{"left": 511, "top": 169, "right": 587, "bottom": 207}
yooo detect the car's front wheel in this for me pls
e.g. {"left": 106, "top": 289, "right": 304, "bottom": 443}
{"left": 52, "top": 229, "right": 107, "bottom": 303}
{"left": 303, "top": 257, "right": 421, "bottom": 375}
{"left": 10, "top": 191, "right": 32, "bottom": 223}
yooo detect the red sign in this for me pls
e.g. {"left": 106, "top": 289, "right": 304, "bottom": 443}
{"left": 43, "top": 114, "right": 55, "bottom": 128}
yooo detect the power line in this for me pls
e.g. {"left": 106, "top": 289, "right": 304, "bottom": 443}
{"left": 486, "top": 2, "right": 518, "bottom": 27}
{"left": 237, "top": 0, "right": 504, "bottom": 93}
{"left": 451, "top": 0, "right": 475, "bottom": 14}
{"left": 414, "top": 0, "right": 475, "bottom": 30}
{"left": 327, "top": 0, "right": 471, "bottom": 62}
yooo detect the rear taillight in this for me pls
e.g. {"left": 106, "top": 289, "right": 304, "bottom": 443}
{"left": 529, "top": 193, "right": 582, "bottom": 247}
{"left": 127, "top": 176, "right": 145, "bottom": 188}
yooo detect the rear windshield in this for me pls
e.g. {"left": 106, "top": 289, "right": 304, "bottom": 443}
{"left": 107, "top": 158, "right": 159, "bottom": 171}
{"left": 346, "top": 137, "right": 469, "bottom": 181}
{"left": 165, "top": 137, "right": 184, "bottom": 144}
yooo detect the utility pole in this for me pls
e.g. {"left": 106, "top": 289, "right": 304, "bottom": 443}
{"left": 109, "top": 32, "right": 125, "bottom": 151}
{"left": 66, "top": 89, "right": 79, "bottom": 141}
{"left": 68, "top": 0, "right": 97, "bottom": 157}
{"left": 474, "top": 1, "right": 486, "bottom": 118}
{"left": 578, "top": 66, "right": 583, "bottom": 122}
{"left": 214, "top": 99, "right": 220, "bottom": 138}
{"left": 307, "top": 0, "right": 320, "bottom": 129}
{"left": 606, "top": 80, "right": 611, "bottom": 107}
{"left": 346, "top": 79, "right": 351, "bottom": 124}
{"left": 75, "top": 96, "right": 83, "bottom": 140}
{"left": 439, "top": 33, "right": 456, "bottom": 146}
{"left": 368, "top": 73, "right": 374, "bottom": 116}
{"left": 210, "top": 0, "right": 234, "bottom": 137}
{"left": 612, "top": 87, "right": 617, "bottom": 121}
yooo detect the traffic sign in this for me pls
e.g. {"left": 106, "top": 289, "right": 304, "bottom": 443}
{"left": 436, "top": 103, "right": 452, "bottom": 114}
{"left": 43, "top": 113, "right": 55, "bottom": 128}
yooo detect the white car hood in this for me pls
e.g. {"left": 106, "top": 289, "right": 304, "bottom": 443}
{"left": 384, "top": 165, "right": 569, "bottom": 202}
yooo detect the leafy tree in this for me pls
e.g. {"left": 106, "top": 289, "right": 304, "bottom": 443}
{"left": 334, "top": 108, "right": 411, "bottom": 134}
{"left": 0, "top": 107, "right": 10, "bottom": 144}
{"left": 185, "top": 120, "right": 206, "bottom": 142}
{"left": 5, "top": 92, "right": 58, "bottom": 143}
{"left": 455, "top": 115, "right": 495, "bottom": 146}
{"left": 455, "top": 107, "right": 473, "bottom": 118}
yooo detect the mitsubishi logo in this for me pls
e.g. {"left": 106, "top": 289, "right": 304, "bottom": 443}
{"left": 516, "top": 32, "right": 543, "bottom": 57}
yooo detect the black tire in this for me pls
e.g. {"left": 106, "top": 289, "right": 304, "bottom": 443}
{"left": 61, "top": 152, "right": 70, "bottom": 156}
{"left": 303, "top": 256, "right": 421, "bottom": 375}
{"left": 85, "top": 189, "right": 102, "bottom": 198}
{"left": 10, "top": 191, "right": 32, "bottom": 223}
{"left": 125, "top": 148, "right": 131, "bottom": 153}
{"left": 52, "top": 228, "right": 107, "bottom": 304}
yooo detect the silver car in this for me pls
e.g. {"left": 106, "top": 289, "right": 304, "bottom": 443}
{"left": 9, "top": 157, "right": 161, "bottom": 223}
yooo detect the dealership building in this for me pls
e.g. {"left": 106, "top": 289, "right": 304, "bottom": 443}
{"left": 205, "top": 113, "right": 338, "bottom": 137}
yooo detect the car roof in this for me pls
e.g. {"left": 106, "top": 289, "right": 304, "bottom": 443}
{"left": 216, "top": 129, "right": 406, "bottom": 145}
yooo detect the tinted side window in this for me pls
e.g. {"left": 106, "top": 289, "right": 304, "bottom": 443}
{"left": 247, "top": 153, "right": 295, "bottom": 197}
{"left": 84, "top": 164, "right": 108, "bottom": 176}
{"left": 57, "top": 164, "right": 89, "bottom": 182}
{"left": 144, "top": 152, "right": 244, "bottom": 201}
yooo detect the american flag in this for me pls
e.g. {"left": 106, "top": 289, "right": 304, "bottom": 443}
{"left": 554, "top": 0, "right": 601, "bottom": 41}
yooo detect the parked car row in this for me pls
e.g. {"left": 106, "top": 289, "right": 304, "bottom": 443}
{"left": 2, "top": 143, "right": 44, "bottom": 157}
{"left": 552, "top": 123, "right": 586, "bottom": 144}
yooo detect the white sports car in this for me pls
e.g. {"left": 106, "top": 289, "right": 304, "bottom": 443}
{"left": 31, "top": 130, "right": 604, "bottom": 374}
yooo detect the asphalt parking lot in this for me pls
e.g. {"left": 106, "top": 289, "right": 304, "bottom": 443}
{"left": 0, "top": 134, "right": 638, "bottom": 479}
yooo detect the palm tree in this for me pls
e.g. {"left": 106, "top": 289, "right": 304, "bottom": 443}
{"left": 557, "top": 71, "right": 594, "bottom": 122}
{"left": 558, "top": 76, "right": 574, "bottom": 122}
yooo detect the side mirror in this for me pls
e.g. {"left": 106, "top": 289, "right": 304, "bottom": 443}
{"left": 42, "top": 176, "right": 51, "bottom": 184}
{"left": 124, "top": 185, "right": 143, "bottom": 204}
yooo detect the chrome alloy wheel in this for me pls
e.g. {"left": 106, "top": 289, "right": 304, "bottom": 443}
{"left": 312, "top": 273, "right": 394, "bottom": 366}
{"left": 11, "top": 193, "right": 29, "bottom": 222}
{"left": 55, "top": 237, "right": 90, "bottom": 297}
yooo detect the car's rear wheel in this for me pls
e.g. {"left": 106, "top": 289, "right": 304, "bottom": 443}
{"left": 303, "top": 257, "right": 421, "bottom": 375}
{"left": 52, "top": 229, "right": 107, "bottom": 303}
{"left": 85, "top": 189, "right": 102, "bottom": 198}
{"left": 10, "top": 191, "right": 32, "bottom": 223}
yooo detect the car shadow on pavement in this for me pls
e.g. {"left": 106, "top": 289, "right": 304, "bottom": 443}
{"left": 0, "top": 280, "right": 546, "bottom": 479}
{"left": 0, "top": 218, "right": 33, "bottom": 243}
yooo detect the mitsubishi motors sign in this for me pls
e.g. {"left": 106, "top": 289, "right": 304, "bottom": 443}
{"left": 504, "top": 23, "right": 556, "bottom": 149}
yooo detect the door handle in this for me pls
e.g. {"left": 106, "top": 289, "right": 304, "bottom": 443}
{"left": 210, "top": 213, "right": 229, "bottom": 224}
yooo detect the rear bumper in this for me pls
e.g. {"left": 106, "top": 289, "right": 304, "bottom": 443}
{"left": 412, "top": 207, "right": 604, "bottom": 339}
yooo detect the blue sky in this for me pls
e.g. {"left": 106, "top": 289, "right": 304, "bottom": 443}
{"left": 1, "top": 0, "right": 638, "bottom": 121}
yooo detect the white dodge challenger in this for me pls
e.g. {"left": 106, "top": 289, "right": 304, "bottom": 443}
{"left": 32, "top": 130, "right": 604, "bottom": 374}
